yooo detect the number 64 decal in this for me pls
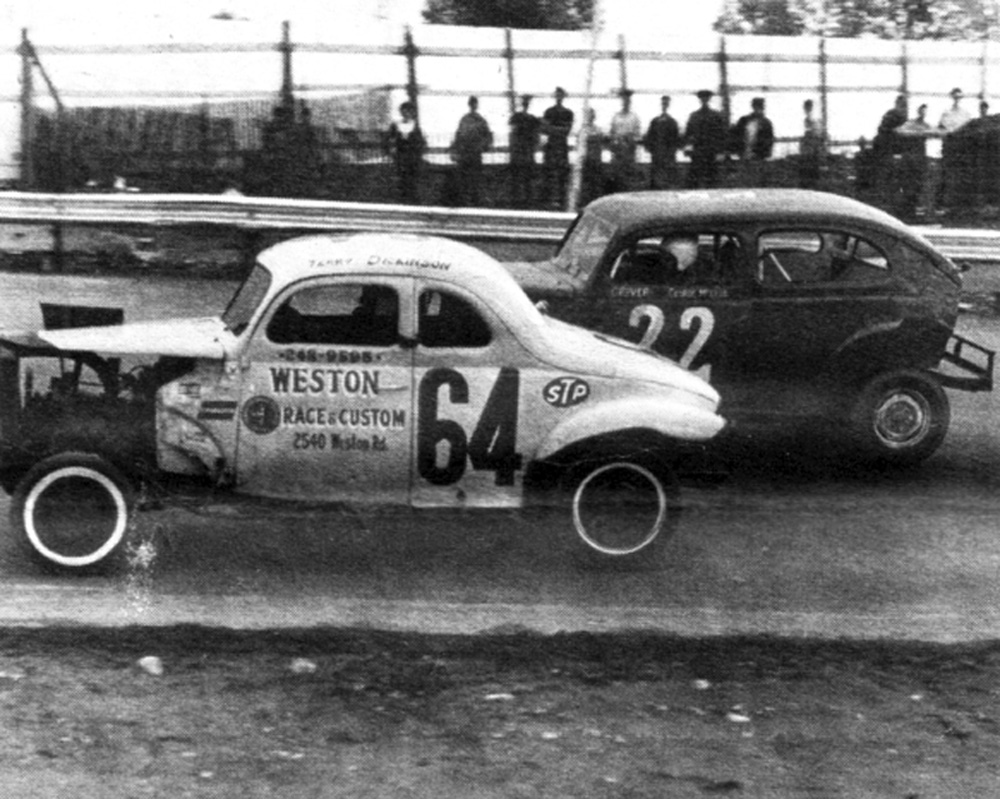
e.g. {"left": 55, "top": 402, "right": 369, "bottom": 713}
{"left": 629, "top": 305, "right": 715, "bottom": 378}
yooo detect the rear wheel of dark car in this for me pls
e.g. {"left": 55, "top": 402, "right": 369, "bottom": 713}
{"left": 11, "top": 452, "right": 135, "bottom": 574}
{"left": 565, "top": 458, "right": 681, "bottom": 568}
{"left": 848, "top": 370, "right": 950, "bottom": 466}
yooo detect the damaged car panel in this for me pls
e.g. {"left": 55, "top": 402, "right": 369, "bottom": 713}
{"left": 0, "top": 233, "right": 724, "bottom": 573}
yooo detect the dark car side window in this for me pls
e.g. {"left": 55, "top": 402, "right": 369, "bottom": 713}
{"left": 607, "top": 232, "right": 745, "bottom": 287}
{"left": 757, "top": 230, "right": 890, "bottom": 287}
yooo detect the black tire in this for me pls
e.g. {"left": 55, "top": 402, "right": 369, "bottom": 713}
{"left": 847, "top": 369, "right": 950, "bottom": 466}
{"left": 11, "top": 452, "right": 135, "bottom": 574}
{"left": 565, "top": 458, "right": 681, "bottom": 568}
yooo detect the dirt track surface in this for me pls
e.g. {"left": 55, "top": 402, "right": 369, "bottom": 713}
{"left": 1, "top": 626, "right": 998, "bottom": 798}
{"left": 4, "top": 264, "right": 1000, "bottom": 796}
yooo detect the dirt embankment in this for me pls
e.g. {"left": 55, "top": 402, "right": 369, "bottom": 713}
{"left": 0, "top": 627, "right": 997, "bottom": 798}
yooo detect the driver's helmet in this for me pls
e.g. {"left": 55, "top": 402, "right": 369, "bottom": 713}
{"left": 662, "top": 235, "right": 699, "bottom": 272}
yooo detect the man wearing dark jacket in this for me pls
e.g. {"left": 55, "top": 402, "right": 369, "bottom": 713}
{"left": 684, "top": 89, "right": 727, "bottom": 188}
{"left": 643, "top": 95, "right": 681, "bottom": 189}
{"left": 731, "top": 97, "right": 775, "bottom": 186}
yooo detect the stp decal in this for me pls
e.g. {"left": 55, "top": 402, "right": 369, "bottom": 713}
{"left": 242, "top": 396, "right": 281, "bottom": 435}
{"left": 543, "top": 377, "right": 590, "bottom": 408}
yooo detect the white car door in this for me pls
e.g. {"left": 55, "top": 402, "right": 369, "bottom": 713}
{"left": 411, "top": 284, "right": 528, "bottom": 509}
{"left": 235, "top": 277, "right": 415, "bottom": 503}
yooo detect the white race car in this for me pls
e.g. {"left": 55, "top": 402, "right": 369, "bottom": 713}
{"left": 0, "top": 234, "right": 724, "bottom": 572}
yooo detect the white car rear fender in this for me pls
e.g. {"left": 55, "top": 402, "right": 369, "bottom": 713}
{"left": 535, "top": 397, "right": 725, "bottom": 462}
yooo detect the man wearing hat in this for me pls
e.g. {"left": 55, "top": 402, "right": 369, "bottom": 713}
{"left": 684, "top": 89, "right": 727, "bottom": 188}
{"left": 608, "top": 88, "right": 642, "bottom": 192}
{"left": 731, "top": 97, "right": 775, "bottom": 186}
{"left": 938, "top": 88, "right": 972, "bottom": 210}
{"left": 643, "top": 95, "right": 681, "bottom": 189}
{"left": 939, "top": 87, "right": 971, "bottom": 134}
{"left": 541, "top": 87, "right": 574, "bottom": 208}
{"left": 508, "top": 94, "right": 540, "bottom": 208}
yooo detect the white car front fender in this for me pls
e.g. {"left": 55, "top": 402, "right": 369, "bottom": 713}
{"left": 534, "top": 397, "right": 725, "bottom": 462}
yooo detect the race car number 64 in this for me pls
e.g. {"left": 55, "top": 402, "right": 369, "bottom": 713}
{"left": 630, "top": 305, "right": 715, "bottom": 374}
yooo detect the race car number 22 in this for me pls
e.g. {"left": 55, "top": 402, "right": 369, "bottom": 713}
{"left": 417, "top": 367, "right": 523, "bottom": 487}
{"left": 630, "top": 305, "right": 714, "bottom": 377}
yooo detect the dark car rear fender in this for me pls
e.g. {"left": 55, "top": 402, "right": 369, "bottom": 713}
{"left": 829, "top": 317, "right": 952, "bottom": 382}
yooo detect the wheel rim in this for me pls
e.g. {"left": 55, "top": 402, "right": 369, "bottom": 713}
{"left": 572, "top": 462, "right": 668, "bottom": 557}
{"left": 872, "top": 390, "right": 932, "bottom": 449}
{"left": 22, "top": 466, "right": 128, "bottom": 568}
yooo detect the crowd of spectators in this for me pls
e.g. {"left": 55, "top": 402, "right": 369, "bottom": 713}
{"left": 380, "top": 84, "right": 997, "bottom": 216}
{"left": 384, "top": 87, "right": 792, "bottom": 210}
{"left": 865, "top": 87, "right": 995, "bottom": 219}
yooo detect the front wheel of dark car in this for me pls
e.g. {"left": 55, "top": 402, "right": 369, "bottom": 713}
{"left": 847, "top": 370, "right": 950, "bottom": 466}
{"left": 11, "top": 452, "right": 136, "bottom": 574}
{"left": 565, "top": 458, "right": 681, "bottom": 569}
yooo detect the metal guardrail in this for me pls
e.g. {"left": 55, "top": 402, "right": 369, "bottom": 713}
{"left": 0, "top": 191, "right": 998, "bottom": 261}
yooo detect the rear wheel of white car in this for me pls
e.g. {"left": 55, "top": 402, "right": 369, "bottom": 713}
{"left": 567, "top": 459, "right": 680, "bottom": 568}
{"left": 12, "top": 453, "right": 135, "bottom": 574}
{"left": 848, "top": 370, "right": 950, "bottom": 466}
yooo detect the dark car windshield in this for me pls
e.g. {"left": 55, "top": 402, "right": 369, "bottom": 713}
{"left": 552, "top": 210, "right": 616, "bottom": 281}
{"left": 222, "top": 264, "right": 273, "bottom": 335}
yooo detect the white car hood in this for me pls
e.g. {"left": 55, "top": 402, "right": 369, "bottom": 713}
{"left": 539, "top": 316, "right": 719, "bottom": 404}
{"left": 38, "top": 316, "right": 236, "bottom": 359}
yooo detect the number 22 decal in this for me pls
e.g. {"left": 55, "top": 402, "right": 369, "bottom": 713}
{"left": 629, "top": 305, "right": 715, "bottom": 377}
{"left": 417, "top": 367, "right": 523, "bottom": 487}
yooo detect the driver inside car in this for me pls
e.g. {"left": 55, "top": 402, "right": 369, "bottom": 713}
{"left": 661, "top": 234, "right": 702, "bottom": 285}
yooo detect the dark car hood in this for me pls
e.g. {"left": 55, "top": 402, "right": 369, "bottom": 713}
{"left": 503, "top": 259, "right": 583, "bottom": 296}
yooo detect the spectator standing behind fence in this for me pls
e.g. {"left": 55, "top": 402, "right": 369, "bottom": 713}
{"left": 684, "top": 90, "right": 727, "bottom": 188}
{"left": 578, "top": 107, "right": 606, "bottom": 206}
{"left": 897, "top": 103, "right": 934, "bottom": 220}
{"left": 643, "top": 95, "right": 680, "bottom": 189}
{"left": 872, "top": 94, "right": 908, "bottom": 209}
{"left": 450, "top": 95, "right": 493, "bottom": 207}
{"left": 731, "top": 97, "right": 775, "bottom": 187}
{"left": 799, "top": 99, "right": 826, "bottom": 189}
{"left": 541, "top": 87, "right": 574, "bottom": 208}
{"left": 938, "top": 88, "right": 971, "bottom": 210}
{"left": 608, "top": 89, "right": 641, "bottom": 193}
{"left": 386, "top": 101, "right": 426, "bottom": 205}
{"left": 508, "top": 94, "right": 540, "bottom": 209}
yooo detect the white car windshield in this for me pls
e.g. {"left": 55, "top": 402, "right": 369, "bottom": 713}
{"left": 222, "top": 264, "right": 273, "bottom": 335}
{"left": 551, "top": 211, "right": 616, "bottom": 281}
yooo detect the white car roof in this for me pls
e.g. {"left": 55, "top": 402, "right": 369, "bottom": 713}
{"left": 256, "top": 232, "right": 541, "bottom": 322}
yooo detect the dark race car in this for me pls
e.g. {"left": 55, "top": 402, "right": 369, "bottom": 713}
{"left": 505, "top": 189, "right": 994, "bottom": 465}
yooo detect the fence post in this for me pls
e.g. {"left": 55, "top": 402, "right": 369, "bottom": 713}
{"left": 980, "top": 38, "right": 989, "bottom": 106}
{"left": 819, "top": 37, "right": 829, "bottom": 140}
{"left": 616, "top": 33, "right": 628, "bottom": 93}
{"left": 18, "top": 28, "right": 35, "bottom": 190}
{"left": 718, "top": 36, "right": 731, "bottom": 125}
{"left": 899, "top": 40, "right": 909, "bottom": 98}
{"left": 280, "top": 20, "right": 294, "bottom": 111}
{"left": 504, "top": 28, "right": 516, "bottom": 116}
{"left": 403, "top": 27, "right": 419, "bottom": 112}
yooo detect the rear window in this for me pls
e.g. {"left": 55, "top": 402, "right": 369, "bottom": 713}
{"left": 757, "top": 230, "right": 890, "bottom": 286}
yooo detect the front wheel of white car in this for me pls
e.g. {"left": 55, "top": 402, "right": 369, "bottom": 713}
{"left": 567, "top": 459, "right": 681, "bottom": 568}
{"left": 11, "top": 452, "right": 135, "bottom": 574}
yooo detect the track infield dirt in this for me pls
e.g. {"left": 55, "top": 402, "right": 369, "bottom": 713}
{"left": 0, "top": 626, "right": 997, "bottom": 798}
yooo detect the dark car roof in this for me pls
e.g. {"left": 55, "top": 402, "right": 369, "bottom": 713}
{"left": 585, "top": 189, "right": 929, "bottom": 245}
